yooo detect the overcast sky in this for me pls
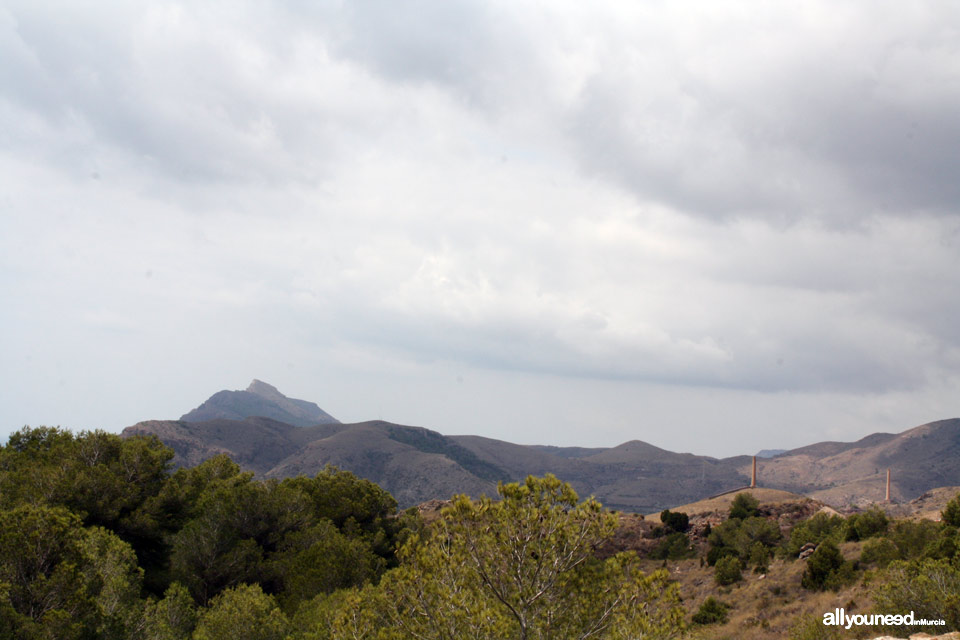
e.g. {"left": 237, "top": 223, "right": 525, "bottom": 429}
{"left": 2, "top": 1, "right": 959, "bottom": 457}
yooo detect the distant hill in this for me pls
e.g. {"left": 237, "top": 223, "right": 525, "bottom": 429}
{"left": 180, "top": 379, "right": 339, "bottom": 426}
{"left": 756, "top": 449, "right": 787, "bottom": 458}
{"left": 754, "top": 419, "right": 960, "bottom": 507}
{"left": 124, "top": 382, "right": 960, "bottom": 511}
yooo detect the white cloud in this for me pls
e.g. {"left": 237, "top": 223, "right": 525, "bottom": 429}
{"left": 1, "top": 0, "right": 959, "bottom": 452}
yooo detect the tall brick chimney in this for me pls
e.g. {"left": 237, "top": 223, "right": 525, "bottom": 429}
{"left": 885, "top": 469, "right": 891, "bottom": 502}
{"left": 751, "top": 456, "right": 757, "bottom": 488}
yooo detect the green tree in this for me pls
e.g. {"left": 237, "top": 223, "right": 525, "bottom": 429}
{"left": 193, "top": 584, "right": 290, "bottom": 640}
{"left": 0, "top": 504, "right": 95, "bottom": 639}
{"left": 872, "top": 558, "right": 960, "bottom": 632}
{"left": 941, "top": 493, "right": 960, "bottom": 528}
{"left": 729, "top": 493, "right": 760, "bottom": 520}
{"left": 140, "top": 582, "right": 197, "bottom": 640}
{"left": 800, "top": 541, "right": 853, "bottom": 591}
{"left": 888, "top": 519, "right": 943, "bottom": 560}
{"left": 271, "top": 520, "right": 382, "bottom": 613}
{"left": 714, "top": 556, "right": 742, "bottom": 586}
{"left": 325, "top": 475, "right": 685, "bottom": 640}
{"left": 651, "top": 532, "right": 694, "bottom": 560}
{"left": 659, "top": 510, "right": 689, "bottom": 533}
{"left": 859, "top": 537, "right": 900, "bottom": 568}
{"left": 786, "top": 513, "right": 845, "bottom": 556}
{"left": 844, "top": 506, "right": 888, "bottom": 541}
{"left": 706, "top": 516, "right": 779, "bottom": 566}
{"left": 79, "top": 526, "right": 145, "bottom": 639}
{"left": 691, "top": 597, "right": 730, "bottom": 625}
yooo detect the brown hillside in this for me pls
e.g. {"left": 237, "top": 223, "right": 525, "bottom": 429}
{"left": 755, "top": 419, "right": 960, "bottom": 507}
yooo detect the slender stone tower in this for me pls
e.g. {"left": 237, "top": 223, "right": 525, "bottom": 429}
{"left": 751, "top": 456, "right": 757, "bottom": 488}
{"left": 885, "top": 469, "right": 891, "bottom": 502}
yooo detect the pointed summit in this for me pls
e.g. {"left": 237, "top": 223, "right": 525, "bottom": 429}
{"left": 181, "top": 380, "right": 339, "bottom": 426}
{"left": 247, "top": 379, "right": 283, "bottom": 398}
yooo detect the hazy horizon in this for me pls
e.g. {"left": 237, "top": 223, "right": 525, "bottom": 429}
{"left": 3, "top": 1, "right": 960, "bottom": 458}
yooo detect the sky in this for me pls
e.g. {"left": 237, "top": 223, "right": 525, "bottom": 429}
{"left": 2, "top": 1, "right": 960, "bottom": 458}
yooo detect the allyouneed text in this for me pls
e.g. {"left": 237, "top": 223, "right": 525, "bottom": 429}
{"left": 823, "top": 608, "right": 945, "bottom": 630}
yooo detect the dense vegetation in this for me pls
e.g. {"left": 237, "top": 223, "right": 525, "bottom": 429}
{"left": 0, "top": 427, "right": 685, "bottom": 639}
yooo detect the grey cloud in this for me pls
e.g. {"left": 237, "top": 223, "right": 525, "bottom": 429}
{"left": 564, "top": 3, "right": 960, "bottom": 223}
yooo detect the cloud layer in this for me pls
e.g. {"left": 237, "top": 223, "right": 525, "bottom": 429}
{"left": 2, "top": 1, "right": 959, "bottom": 455}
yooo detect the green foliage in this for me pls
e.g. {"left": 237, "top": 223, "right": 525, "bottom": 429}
{"left": 729, "top": 492, "right": 760, "bottom": 520}
{"left": 193, "top": 584, "right": 290, "bottom": 640}
{"left": 887, "top": 519, "right": 944, "bottom": 560}
{"left": 317, "top": 475, "right": 686, "bottom": 640}
{"left": 691, "top": 597, "right": 730, "bottom": 625}
{"left": 279, "top": 466, "right": 404, "bottom": 564}
{"left": 800, "top": 541, "right": 854, "bottom": 591}
{"left": 844, "top": 506, "right": 888, "bottom": 541}
{"left": 0, "top": 504, "right": 94, "bottom": 639}
{"left": 872, "top": 558, "right": 960, "bottom": 632}
{"left": 707, "top": 516, "right": 780, "bottom": 568}
{"left": 748, "top": 541, "right": 770, "bottom": 573}
{"left": 651, "top": 532, "right": 695, "bottom": 560}
{"left": 141, "top": 583, "right": 197, "bottom": 640}
{"left": 0, "top": 428, "right": 417, "bottom": 637}
{"left": 271, "top": 520, "right": 382, "bottom": 613}
{"left": 79, "top": 526, "right": 145, "bottom": 639}
{"left": 860, "top": 537, "right": 900, "bottom": 568}
{"left": 659, "top": 509, "right": 689, "bottom": 533}
{"left": 786, "top": 513, "right": 845, "bottom": 556}
{"left": 714, "top": 555, "right": 742, "bottom": 586}
{"left": 942, "top": 492, "right": 960, "bottom": 528}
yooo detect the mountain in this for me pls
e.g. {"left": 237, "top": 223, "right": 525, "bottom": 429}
{"left": 124, "top": 382, "right": 960, "bottom": 511}
{"left": 124, "top": 418, "right": 498, "bottom": 507}
{"left": 752, "top": 418, "right": 960, "bottom": 506}
{"left": 756, "top": 449, "right": 787, "bottom": 458}
{"left": 180, "top": 379, "right": 339, "bottom": 426}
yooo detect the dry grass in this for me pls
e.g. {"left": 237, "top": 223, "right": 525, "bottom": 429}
{"left": 639, "top": 541, "right": 880, "bottom": 639}
{"left": 664, "top": 487, "right": 818, "bottom": 517}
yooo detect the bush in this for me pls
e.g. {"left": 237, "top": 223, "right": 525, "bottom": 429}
{"left": 860, "top": 537, "right": 899, "bottom": 568}
{"left": 714, "top": 555, "right": 742, "bottom": 586}
{"left": 659, "top": 509, "right": 689, "bottom": 533}
{"left": 749, "top": 541, "right": 770, "bottom": 573}
{"left": 729, "top": 493, "right": 760, "bottom": 520}
{"left": 942, "top": 493, "right": 960, "bottom": 528}
{"left": 844, "top": 507, "right": 888, "bottom": 541}
{"left": 787, "top": 513, "right": 845, "bottom": 556}
{"left": 888, "top": 519, "right": 942, "bottom": 560}
{"left": 872, "top": 558, "right": 960, "bottom": 632}
{"left": 801, "top": 541, "right": 854, "bottom": 591}
{"left": 707, "top": 516, "right": 780, "bottom": 567}
{"left": 650, "top": 532, "right": 694, "bottom": 560}
{"left": 691, "top": 597, "right": 730, "bottom": 625}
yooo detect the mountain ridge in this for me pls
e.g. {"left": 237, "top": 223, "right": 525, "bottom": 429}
{"left": 124, "top": 382, "right": 960, "bottom": 511}
{"left": 179, "top": 379, "right": 339, "bottom": 426}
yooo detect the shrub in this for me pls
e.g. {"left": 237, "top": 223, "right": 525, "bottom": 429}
{"left": 729, "top": 493, "right": 760, "bottom": 520}
{"left": 650, "top": 532, "right": 694, "bottom": 560}
{"left": 860, "top": 537, "right": 899, "bottom": 568}
{"left": 749, "top": 541, "right": 770, "bottom": 573}
{"left": 801, "top": 541, "right": 854, "bottom": 591}
{"left": 872, "top": 558, "right": 960, "bottom": 632}
{"left": 659, "top": 509, "right": 689, "bottom": 533}
{"left": 714, "top": 555, "right": 742, "bottom": 586}
{"left": 691, "top": 597, "right": 730, "bottom": 625}
{"left": 942, "top": 493, "right": 960, "bottom": 528}
{"left": 888, "top": 519, "right": 942, "bottom": 560}
{"left": 844, "top": 507, "right": 888, "bottom": 541}
{"left": 787, "top": 513, "right": 845, "bottom": 556}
